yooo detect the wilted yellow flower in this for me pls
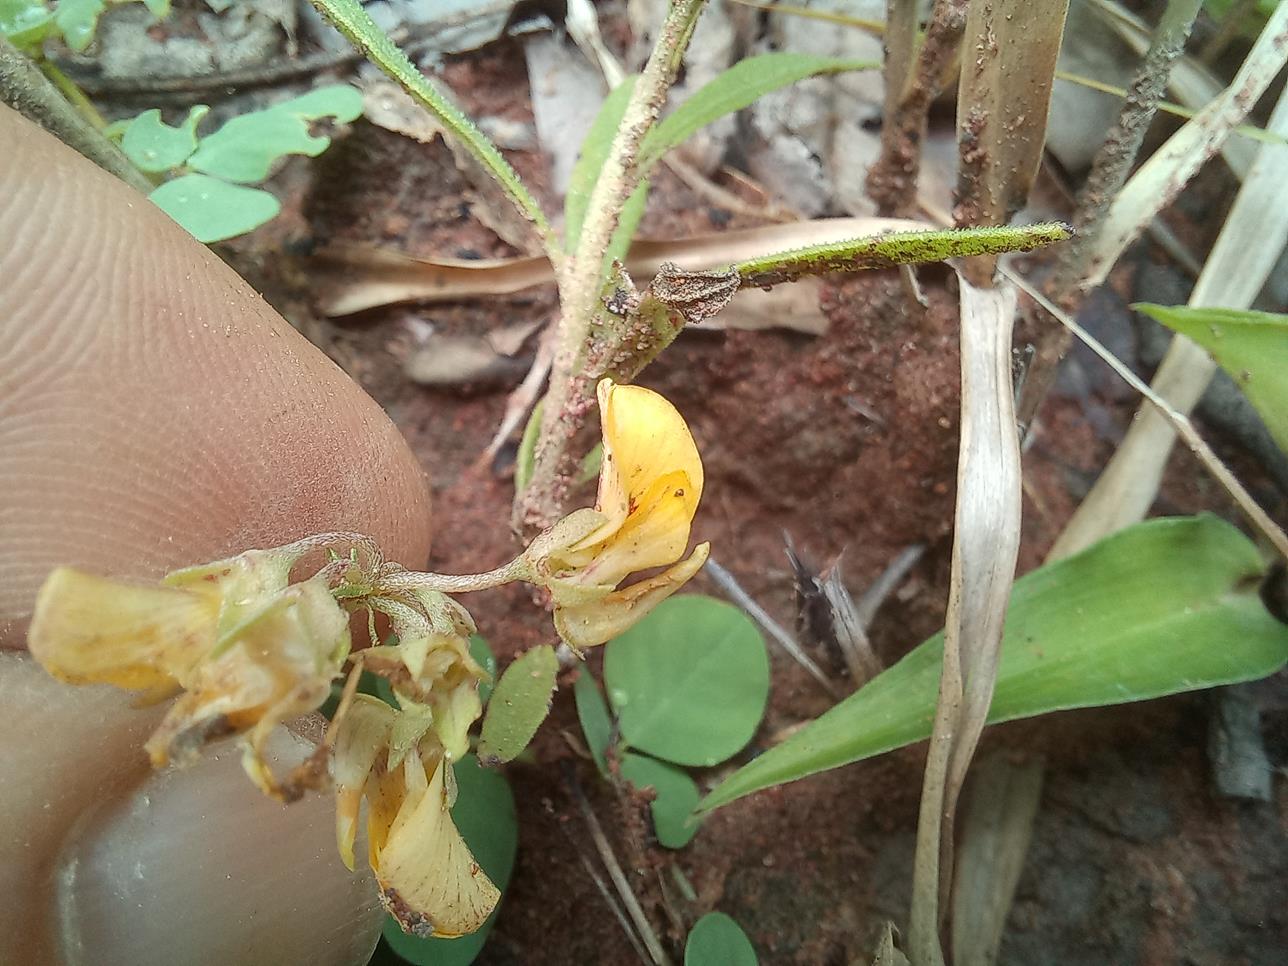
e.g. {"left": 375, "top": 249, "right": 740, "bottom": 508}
{"left": 333, "top": 695, "right": 498, "bottom": 937}
{"left": 361, "top": 629, "right": 488, "bottom": 763}
{"left": 531, "top": 379, "right": 709, "bottom": 648}
{"left": 28, "top": 543, "right": 350, "bottom": 798}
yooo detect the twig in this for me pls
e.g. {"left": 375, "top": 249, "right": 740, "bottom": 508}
{"left": 856, "top": 544, "right": 925, "bottom": 629}
{"left": 478, "top": 322, "right": 555, "bottom": 468}
{"left": 566, "top": 766, "right": 674, "bottom": 966}
{"left": 1003, "top": 265, "right": 1288, "bottom": 564}
{"left": 866, "top": 0, "right": 970, "bottom": 217}
{"left": 1018, "top": 0, "right": 1203, "bottom": 425}
{"left": 818, "top": 561, "right": 883, "bottom": 688}
{"left": 0, "top": 36, "right": 152, "bottom": 195}
{"left": 575, "top": 849, "right": 653, "bottom": 965}
{"left": 704, "top": 556, "right": 841, "bottom": 699}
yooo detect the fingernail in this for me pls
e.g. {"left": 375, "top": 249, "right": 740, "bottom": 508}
{"left": 54, "top": 726, "right": 383, "bottom": 966}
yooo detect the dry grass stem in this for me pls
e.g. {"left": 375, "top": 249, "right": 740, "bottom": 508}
{"left": 909, "top": 278, "right": 1023, "bottom": 966}
{"left": 1004, "top": 268, "right": 1288, "bottom": 565}
{"left": 953, "top": 0, "right": 1070, "bottom": 286}
{"left": 949, "top": 752, "right": 1045, "bottom": 966}
{"left": 705, "top": 557, "right": 841, "bottom": 699}
{"left": 1051, "top": 79, "right": 1288, "bottom": 559}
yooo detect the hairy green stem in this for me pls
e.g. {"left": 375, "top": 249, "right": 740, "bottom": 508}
{"left": 517, "top": 0, "right": 708, "bottom": 534}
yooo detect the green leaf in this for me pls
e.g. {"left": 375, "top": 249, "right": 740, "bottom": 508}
{"left": 733, "top": 223, "right": 1072, "bottom": 286}
{"left": 514, "top": 399, "right": 543, "bottom": 494}
{"left": 564, "top": 76, "right": 637, "bottom": 253}
{"left": 1135, "top": 304, "right": 1288, "bottom": 453}
{"left": 620, "top": 752, "right": 701, "bottom": 849}
{"left": 53, "top": 0, "right": 103, "bottom": 51}
{"left": 149, "top": 174, "right": 280, "bottom": 243}
{"left": 604, "top": 595, "right": 769, "bottom": 768}
{"left": 586, "top": 54, "right": 876, "bottom": 266}
{"left": 188, "top": 84, "right": 363, "bottom": 183}
{"left": 120, "top": 106, "right": 208, "bottom": 173}
{"left": 470, "top": 634, "right": 497, "bottom": 705}
{"left": 699, "top": 515, "right": 1288, "bottom": 814}
{"left": 641, "top": 53, "right": 876, "bottom": 171}
{"left": 573, "top": 668, "right": 613, "bottom": 777}
{"left": 308, "top": 0, "right": 550, "bottom": 236}
{"left": 381, "top": 754, "right": 518, "bottom": 965}
{"left": 141, "top": 0, "right": 169, "bottom": 15}
{"left": 0, "top": 0, "right": 54, "bottom": 50}
{"left": 685, "top": 912, "right": 758, "bottom": 966}
{"left": 477, "top": 644, "right": 558, "bottom": 765}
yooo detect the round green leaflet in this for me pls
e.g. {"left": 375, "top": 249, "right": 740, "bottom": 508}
{"left": 619, "top": 752, "right": 701, "bottom": 849}
{"left": 379, "top": 754, "right": 518, "bottom": 965}
{"left": 684, "top": 912, "right": 758, "bottom": 966}
{"left": 604, "top": 595, "right": 769, "bottom": 767}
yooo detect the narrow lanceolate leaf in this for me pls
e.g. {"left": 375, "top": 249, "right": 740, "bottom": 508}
{"left": 477, "top": 644, "right": 558, "bottom": 765}
{"left": 640, "top": 53, "right": 878, "bottom": 170}
{"left": 698, "top": 515, "right": 1288, "bottom": 814}
{"left": 610, "top": 53, "right": 878, "bottom": 265}
{"left": 1135, "top": 305, "right": 1288, "bottom": 453}
{"left": 308, "top": 0, "right": 551, "bottom": 238}
{"left": 732, "top": 223, "right": 1071, "bottom": 288}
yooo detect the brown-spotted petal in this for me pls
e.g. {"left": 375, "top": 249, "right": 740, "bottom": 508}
{"left": 375, "top": 755, "right": 499, "bottom": 939}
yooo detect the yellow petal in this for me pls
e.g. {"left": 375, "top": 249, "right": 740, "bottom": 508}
{"left": 554, "top": 542, "right": 710, "bottom": 648}
{"left": 376, "top": 757, "right": 500, "bottom": 938}
{"left": 143, "top": 578, "right": 350, "bottom": 791}
{"left": 165, "top": 547, "right": 297, "bottom": 644}
{"left": 333, "top": 695, "right": 396, "bottom": 869}
{"left": 28, "top": 567, "right": 219, "bottom": 691}
{"left": 580, "top": 380, "right": 703, "bottom": 543}
{"left": 571, "top": 470, "right": 696, "bottom": 586}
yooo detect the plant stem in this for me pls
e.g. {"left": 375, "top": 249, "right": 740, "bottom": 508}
{"left": 0, "top": 36, "right": 152, "bottom": 194}
{"left": 518, "top": 0, "right": 708, "bottom": 533}
{"left": 378, "top": 558, "right": 528, "bottom": 595}
{"left": 1003, "top": 266, "right": 1288, "bottom": 564}
{"left": 1015, "top": 0, "right": 1203, "bottom": 427}
{"left": 866, "top": 0, "right": 969, "bottom": 217}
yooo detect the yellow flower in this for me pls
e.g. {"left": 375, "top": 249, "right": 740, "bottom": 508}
{"left": 361, "top": 630, "right": 488, "bottom": 764}
{"left": 332, "top": 695, "right": 498, "bottom": 938}
{"left": 28, "top": 544, "right": 350, "bottom": 799}
{"left": 534, "top": 379, "right": 710, "bottom": 648}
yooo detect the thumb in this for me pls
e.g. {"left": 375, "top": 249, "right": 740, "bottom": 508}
{"left": 0, "top": 104, "right": 430, "bottom": 963}
{"left": 1, "top": 652, "right": 383, "bottom": 966}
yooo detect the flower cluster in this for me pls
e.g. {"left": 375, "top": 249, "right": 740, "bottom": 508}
{"left": 25, "top": 379, "right": 706, "bottom": 937}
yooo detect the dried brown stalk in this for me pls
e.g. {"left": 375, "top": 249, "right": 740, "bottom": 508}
{"left": 867, "top": 0, "right": 970, "bottom": 217}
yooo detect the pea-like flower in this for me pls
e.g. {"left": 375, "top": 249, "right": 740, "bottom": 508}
{"left": 332, "top": 694, "right": 498, "bottom": 937}
{"left": 530, "top": 379, "right": 710, "bottom": 648}
{"left": 28, "top": 541, "right": 350, "bottom": 799}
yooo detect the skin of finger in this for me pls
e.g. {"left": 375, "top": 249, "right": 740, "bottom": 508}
{"left": 0, "top": 103, "right": 433, "bottom": 649}
{"left": 0, "top": 652, "right": 383, "bottom": 965}
{"left": 0, "top": 106, "right": 431, "bottom": 962}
